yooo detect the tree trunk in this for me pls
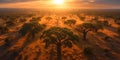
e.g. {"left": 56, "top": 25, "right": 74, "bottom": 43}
{"left": 57, "top": 43, "right": 62, "bottom": 60}
{"left": 50, "top": 48, "right": 54, "bottom": 60}
{"left": 83, "top": 32, "right": 87, "bottom": 40}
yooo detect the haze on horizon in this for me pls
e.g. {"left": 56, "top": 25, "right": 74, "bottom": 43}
{"left": 0, "top": 0, "right": 120, "bottom": 9}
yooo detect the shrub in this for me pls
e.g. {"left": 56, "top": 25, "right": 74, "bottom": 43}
{"left": 0, "top": 25, "right": 9, "bottom": 35}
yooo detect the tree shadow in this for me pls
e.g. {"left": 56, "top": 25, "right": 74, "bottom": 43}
{"left": 0, "top": 49, "right": 19, "bottom": 60}
{"left": 80, "top": 32, "right": 120, "bottom": 60}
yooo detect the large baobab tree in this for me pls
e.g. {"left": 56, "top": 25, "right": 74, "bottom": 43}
{"left": 40, "top": 27, "right": 79, "bottom": 60}
{"left": 0, "top": 21, "right": 46, "bottom": 60}
{"left": 19, "top": 21, "right": 46, "bottom": 51}
{"left": 10, "top": 21, "right": 46, "bottom": 60}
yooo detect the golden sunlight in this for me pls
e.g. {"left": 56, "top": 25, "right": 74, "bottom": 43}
{"left": 53, "top": 0, "right": 64, "bottom": 5}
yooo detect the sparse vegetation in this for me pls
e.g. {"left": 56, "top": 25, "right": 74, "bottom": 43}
{"left": 0, "top": 9, "right": 120, "bottom": 60}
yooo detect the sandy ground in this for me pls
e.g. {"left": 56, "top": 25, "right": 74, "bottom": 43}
{"left": 0, "top": 14, "right": 120, "bottom": 60}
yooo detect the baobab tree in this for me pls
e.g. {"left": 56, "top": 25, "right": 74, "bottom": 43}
{"left": 64, "top": 19, "right": 76, "bottom": 27}
{"left": 20, "top": 21, "right": 46, "bottom": 38}
{"left": 93, "top": 22, "right": 103, "bottom": 32}
{"left": 45, "top": 17, "right": 52, "bottom": 24}
{"left": 30, "top": 17, "right": 41, "bottom": 22}
{"left": 19, "top": 21, "right": 46, "bottom": 51}
{"left": 78, "top": 16, "right": 85, "bottom": 21}
{"left": 11, "top": 21, "right": 46, "bottom": 60}
{"left": 75, "top": 23, "right": 103, "bottom": 40}
{"left": 45, "top": 17, "right": 52, "bottom": 21}
{"left": 40, "top": 27, "right": 79, "bottom": 60}
{"left": 103, "top": 20, "right": 109, "bottom": 26}
{"left": 61, "top": 17, "right": 67, "bottom": 22}
{"left": 0, "top": 25, "right": 9, "bottom": 35}
{"left": 19, "top": 18, "right": 27, "bottom": 23}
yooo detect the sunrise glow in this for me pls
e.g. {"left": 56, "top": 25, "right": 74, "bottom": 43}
{"left": 53, "top": 0, "right": 64, "bottom": 5}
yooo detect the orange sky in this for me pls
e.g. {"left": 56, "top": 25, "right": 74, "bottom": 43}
{"left": 0, "top": 0, "right": 120, "bottom": 9}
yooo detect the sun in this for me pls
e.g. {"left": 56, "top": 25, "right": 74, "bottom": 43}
{"left": 53, "top": 0, "right": 64, "bottom": 5}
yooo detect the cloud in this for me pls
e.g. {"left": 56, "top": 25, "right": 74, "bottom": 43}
{"left": 0, "top": 0, "right": 38, "bottom": 3}
{"left": 67, "top": 0, "right": 120, "bottom": 5}
{"left": 96, "top": 0, "right": 120, "bottom": 5}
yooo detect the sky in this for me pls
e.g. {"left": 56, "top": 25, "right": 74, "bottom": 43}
{"left": 0, "top": 0, "right": 120, "bottom": 9}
